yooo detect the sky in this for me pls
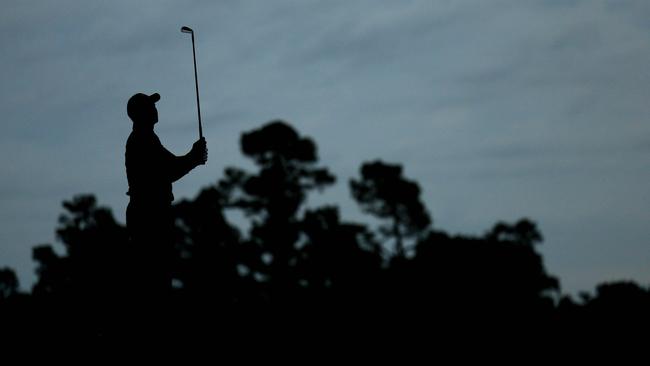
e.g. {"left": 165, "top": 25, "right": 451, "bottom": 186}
{"left": 1, "top": 0, "right": 649, "bottom": 295}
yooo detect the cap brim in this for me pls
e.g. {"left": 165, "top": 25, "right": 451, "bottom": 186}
{"left": 149, "top": 93, "right": 160, "bottom": 103}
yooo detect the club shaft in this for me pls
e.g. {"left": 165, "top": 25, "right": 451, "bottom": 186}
{"left": 190, "top": 33, "right": 203, "bottom": 139}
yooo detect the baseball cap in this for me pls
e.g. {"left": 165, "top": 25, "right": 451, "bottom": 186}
{"left": 127, "top": 92, "right": 160, "bottom": 120}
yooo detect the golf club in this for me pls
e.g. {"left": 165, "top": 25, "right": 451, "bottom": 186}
{"left": 181, "top": 26, "right": 203, "bottom": 139}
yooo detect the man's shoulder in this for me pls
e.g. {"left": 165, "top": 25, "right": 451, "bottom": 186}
{"left": 126, "top": 130, "right": 162, "bottom": 148}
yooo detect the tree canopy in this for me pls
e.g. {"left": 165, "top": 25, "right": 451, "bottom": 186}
{"left": 1, "top": 120, "right": 647, "bottom": 340}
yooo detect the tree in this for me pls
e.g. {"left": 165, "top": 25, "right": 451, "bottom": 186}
{"left": 298, "top": 207, "right": 384, "bottom": 305}
{"left": 217, "top": 120, "right": 336, "bottom": 302}
{"left": 350, "top": 160, "right": 431, "bottom": 257}
{"left": 0, "top": 268, "right": 18, "bottom": 301}
{"left": 486, "top": 218, "right": 543, "bottom": 246}
{"left": 171, "top": 185, "right": 247, "bottom": 307}
{"left": 584, "top": 281, "right": 650, "bottom": 317}
{"left": 413, "top": 219, "right": 559, "bottom": 318}
{"left": 27, "top": 195, "right": 129, "bottom": 337}
{"left": 32, "top": 195, "right": 128, "bottom": 299}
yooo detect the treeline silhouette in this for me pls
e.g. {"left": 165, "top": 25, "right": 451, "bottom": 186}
{"left": 1, "top": 120, "right": 649, "bottom": 340}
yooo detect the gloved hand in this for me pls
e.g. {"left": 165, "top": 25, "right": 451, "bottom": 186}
{"left": 190, "top": 137, "right": 208, "bottom": 165}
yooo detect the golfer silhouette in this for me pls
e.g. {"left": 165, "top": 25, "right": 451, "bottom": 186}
{"left": 124, "top": 92, "right": 207, "bottom": 311}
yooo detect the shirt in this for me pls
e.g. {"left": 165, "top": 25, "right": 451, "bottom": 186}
{"left": 125, "top": 129, "right": 196, "bottom": 205}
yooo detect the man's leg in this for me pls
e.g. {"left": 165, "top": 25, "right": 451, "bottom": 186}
{"left": 126, "top": 202, "right": 174, "bottom": 337}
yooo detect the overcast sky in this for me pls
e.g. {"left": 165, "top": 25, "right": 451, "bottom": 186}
{"left": 1, "top": 0, "right": 649, "bottom": 294}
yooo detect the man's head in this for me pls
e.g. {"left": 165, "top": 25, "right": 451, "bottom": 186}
{"left": 127, "top": 93, "right": 160, "bottom": 127}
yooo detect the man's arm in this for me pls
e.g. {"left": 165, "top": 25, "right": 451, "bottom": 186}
{"left": 165, "top": 138, "right": 207, "bottom": 183}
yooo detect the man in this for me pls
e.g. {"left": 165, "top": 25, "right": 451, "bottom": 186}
{"left": 124, "top": 92, "right": 207, "bottom": 307}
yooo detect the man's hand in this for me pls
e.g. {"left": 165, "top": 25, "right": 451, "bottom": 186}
{"left": 191, "top": 137, "right": 208, "bottom": 165}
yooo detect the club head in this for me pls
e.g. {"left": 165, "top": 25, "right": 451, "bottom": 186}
{"left": 181, "top": 26, "right": 194, "bottom": 34}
